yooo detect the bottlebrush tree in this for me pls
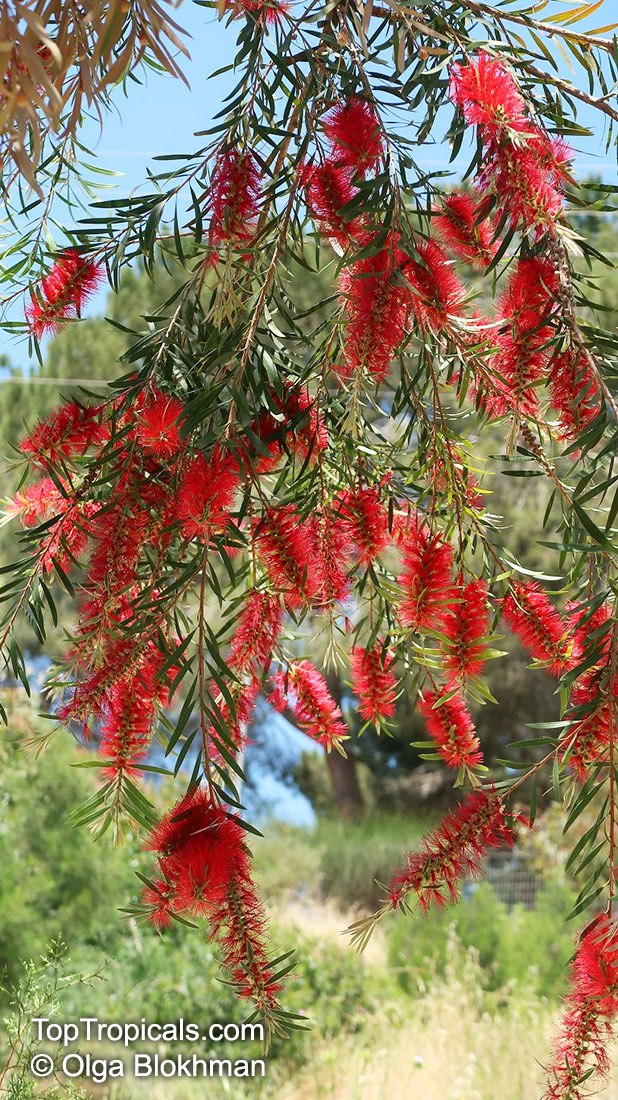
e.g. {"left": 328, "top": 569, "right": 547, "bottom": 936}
{"left": 1, "top": 0, "right": 618, "bottom": 1088}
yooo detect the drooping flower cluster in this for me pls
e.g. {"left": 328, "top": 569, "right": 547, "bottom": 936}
{"left": 142, "top": 789, "right": 279, "bottom": 1008}
{"left": 418, "top": 689, "right": 483, "bottom": 771}
{"left": 434, "top": 192, "right": 497, "bottom": 269}
{"left": 20, "top": 400, "right": 106, "bottom": 467}
{"left": 440, "top": 576, "right": 490, "bottom": 682}
{"left": 351, "top": 642, "right": 397, "bottom": 725}
{"left": 224, "top": 0, "right": 289, "bottom": 23}
{"left": 544, "top": 917, "right": 618, "bottom": 1099}
{"left": 26, "top": 249, "right": 103, "bottom": 338}
{"left": 450, "top": 52, "right": 571, "bottom": 236}
{"left": 559, "top": 601, "right": 614, "bottom": 780}
{"left": 228, "top": 588, "right": 283, "bottom": 676}
{"left": 388, "top": 790, "right": 525, "bottom": 913}
{"left": 398, "top": 512, "right": 454, "bottom": 632}
{"left": 336, "top": 483, "right": 391, "bottom": 566}
{"left": 549, "top": 349, "right": 603, "bottom": 442}
{"left": 273, "top": 660, "right": 348, "bottom": 749}
{"left": 207, "top": 148, "right": 263, "bottom": 257}
{"left": 502, "top": 579, "right": 571, "bottom": 676}
{"left": 481, "top": 257, "right": 558, "bottom": 419}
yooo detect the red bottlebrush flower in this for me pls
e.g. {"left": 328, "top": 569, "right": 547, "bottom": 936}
{"left": 480, "top": 140, "right": 564, "bottom": 233}
{"left": 351, "top": 642, "right": 397, "bottom": 724}
{"left": 228, "top": 589, "right": 282, "bottom": 674}
{"left": 20, "top": 401, "right": 105, "bottom": 467}
{"left": 207, "top": 861, "right": 281, "bottom": 1006}
{"left": 323, "top": 97, "right": 384, "bottom": 176}
{"left": 335, "top": 484, "right": 391, "bottom": 567}
{"left": 176, "top": 448, "right": 240, "bottom": 542}
{"left": 7, "top": 478, "right": 65, "bottom": 527}
{"left": 99, "top": 663, "right": 158, "bottom": 779}
{"left": 338, "top": 241, "right": 412, "bottom": 381}
{"left": 26, "top": 249, "right": 103, "bottom": 338}
{"left": 543, "top": 917, "right": 618, "bottom": 1099}
{"left": 135, "top": 390, "right": 185, "bottom": 459}
{"left": 142, "top": 878, "right": 175, "bottom": 931}
{"left": 449, "top": 52, "right": 528, "bottom": 138}
{"left": 208, "top": 148, "right": 262, "bottom": 253}
{"left": 86, "top": 498, "right": 150, "bottom": 599}
{"left": 433, "top": 192, "right": 497, "bottom": 269}
{"left": 503, "top": 580, "right": 570, "bottom": 677}
{"left": 144, "top": 789, "right": 280, "bottom": 1007}
{"left": 301, "top": 160, "right": 365, "bottom": 252}
{"left": 559, "top": 670, "right": 610, "bottom": 782}
{"left": 549, "top": 350, "right": 603, "bottom": 442}
{"left": 404, "top": 239, "right": 466, "bottom": 332}
{"left": 500, "top": 256, "right": 558, "bottom": 335}
{"left": 241, "top": 384, "right": 328, "bottom": 474}
{"left": 418, "top": 689, "right": 483, "bottom": 770}
{"left": 482, "top": 256, "right": 558, "bottom": 418}
{"left": 252, "top": 503, "right": 321, "bottom": 609}
{"left": 311, "top": 508, "right": 352, "bottom": 605}
{"left": 224, "top": 0, "right": 289, "bottom": 23}
{"left": 388, "top": 790, "right": 525, "bottom": 913}
{"left": 398, "top": 512, "right": 454, "bottom": 633}
{"left": 38, "top": 501, "right": 95, "bottom": 576}
{"left": 145, "top": 789, "right": 247, "bottom": 910}
{"left": 441, "top": 576, "right": 490, "bottom": 682}
{"left": 280, "top": 660, "right": 348, "bottom": 749}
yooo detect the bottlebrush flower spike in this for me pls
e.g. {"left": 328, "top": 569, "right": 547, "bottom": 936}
{"left": 208, "top": 147, "right": 262, "bottom": 253}
{"left": 7, "top": 478, "right": 66, "bottom": 527}
{"left": 252, "top": 503, "right": 321, "bottom": 608}
{"left": 20, "top": 401, "right": 106, "bottom": 467}
{"left": 549, "top": 349, "right": 603, "bottom": 442}
{"left": 404, "top": 239, "right": 466, "bottom": 332}
{"left": 99, "top": 664, "right": 158, "bottom": 779}
{"left": 224, "top": 0, "right": 289, "bottom": 22}
{"left": 559, "top": 670, "right": 610, "bottom": 782}
{"left": 301, "top": 160, "right": 365, "bottom": 252}
{"left": 441, "top": 576, "right": 490, "bottom": 682}
{"left": 398, "top": 512, "right": 454, "bottom": 633}
{"left": 311, "top": 508, "right": 352, "bottom": 605}
{"left": 335, "top": 483, "right": 391, "bottom": 566}
{"left": 26, "top": 249, "right": 103, "bottom": 338}
{"left": 323, "top": 97, "right": 384, "bottom": 176}
{"left": 228, "top": 589, "right": 282, "bottom": 675}
{"left": 145, "top": 789, "right": 248, "bottom": 914}
{"left": 351, "top": 642, "right": 397, "bottom": 724}
{"left": 418, "top": 689, "right": 483, "bottom": 770}
{"left": 482, "top": 257, "right": 558, "bottom": 419}
{"left": 135, "top": 389, "right": 185, "bottom": 459}
{"left": 338, "top": 240, "right": 412, "bottom": 380}
{"left": 449, "top": 52, "right": 528, "bottom": 139}
{"left": 241, "top": 384, "right": 328, "bottom": 474}
{"left": 279, "top": 661, "right": 348, "bottom": 749}
{"left": 502, "top": 580, "right": 571, "bottom": 676}
{"left": 479, "top": 139, "right": 566, "bottom": 234}
{"left": 38, "top": 501, "right": 96, "bottom": 576}
{"left": 388, "top": 790, "right": 525, "bottom": 913}
{"left": 176, "top": 448, "right": 240, "bottom": 542}
{"left": 434, "top": 192, "right": 497, "bottom": 269}
{"left": 544, "top": 916, "right": 618, "bottom": 1099}
{"left": 143, "top": 789, "right": 281, "bottom": 1009}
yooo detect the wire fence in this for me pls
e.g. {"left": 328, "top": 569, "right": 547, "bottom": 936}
{"left": 465, "top": 849, "right": 541, "bottom": 910}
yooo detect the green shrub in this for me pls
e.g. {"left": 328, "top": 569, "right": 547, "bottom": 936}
{"left": 0, "top": 717, "right": 136, "bottom": 989}
{"left": 388, "top": 877, "right": 578, "bottom": 1001}
{"left": 318, "top": 814, "right": 433, "bottom": 910}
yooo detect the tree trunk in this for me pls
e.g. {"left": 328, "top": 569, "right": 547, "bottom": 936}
{"left": 325, "top": 672, "right": 365, "bottom": 819}
{"left": 324, "top": 749, "right": 365, "bottom": 820}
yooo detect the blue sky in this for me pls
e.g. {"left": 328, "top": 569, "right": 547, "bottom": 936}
{"left": 2, "top": 1, "right": 616, "bottom": 374}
